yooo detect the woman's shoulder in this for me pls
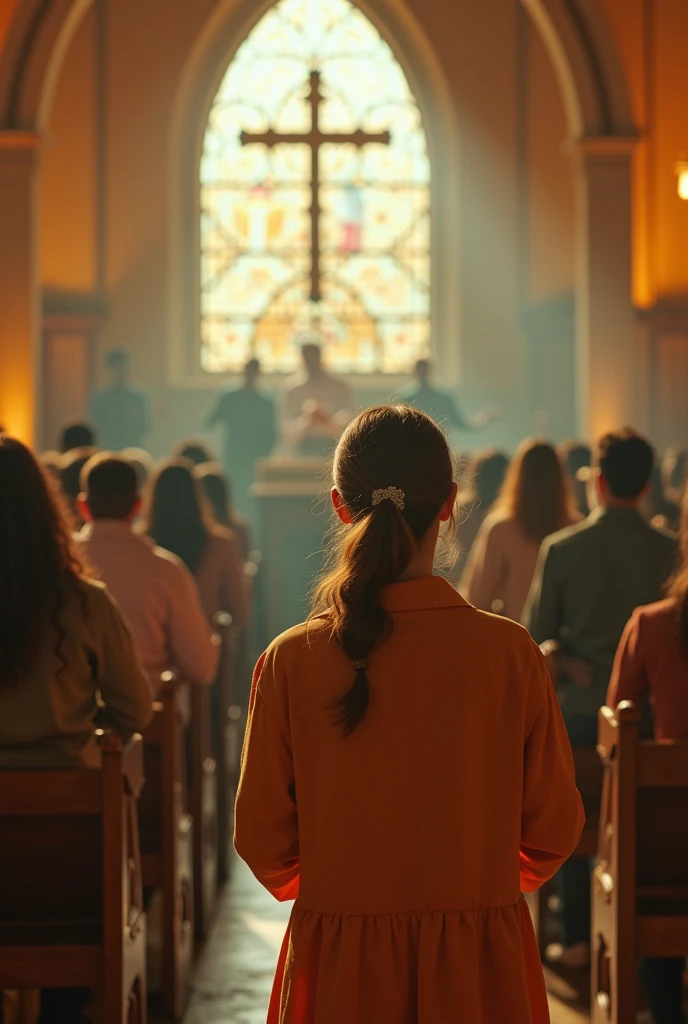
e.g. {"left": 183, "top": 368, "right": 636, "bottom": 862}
{"left": 70, "top": 574, "right": 107, "bottom": 599}
{"left": 262, "top": 616, "right": 333, "bottom": 663}
{"left": 631, "top": 597, "right": 678, "bottom": 632}
{"left": 479, "top": 508, "right": 509, "bottom": 528}
{"left": 60, "top": 575, "right": 121, "bottom": 633}
{"left": 468, "top": 605, "right": 537, "bottom": 649}
{"left": 209, "top": 524, "right": 241, "bottom": 551}
{"left": 70, "top": 574, "right": 120, "bottom": 614}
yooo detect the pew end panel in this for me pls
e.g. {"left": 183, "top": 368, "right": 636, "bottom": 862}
{"left": 0, "top": 732, "right": 147, "bottom": 1024}
{"left": 592, "top": 702, "right": 688, "bottom": 1023}
{"left": 139, "top": 677, "right": 194, "bottom": 1020}
{"left": 213, "top": 611, "right": 242, "bottom": 885}
{"left": 189, "top": 681, "right": 218, "bottom": 940}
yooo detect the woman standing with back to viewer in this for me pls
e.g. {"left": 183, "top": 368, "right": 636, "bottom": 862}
{"left": 460, "top": 439, "right": 580, "bottom": 621}
{"left": 235, "top": 406, "right": 583, "bottom": 1024}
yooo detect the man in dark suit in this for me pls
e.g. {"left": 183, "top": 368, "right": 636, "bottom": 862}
{"left": 524, "top": 429, "right": 678, "bottom": 968}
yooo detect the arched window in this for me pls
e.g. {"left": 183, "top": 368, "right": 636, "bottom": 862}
{"left": 200, "top": 0, "right": 431, "bottom": 375}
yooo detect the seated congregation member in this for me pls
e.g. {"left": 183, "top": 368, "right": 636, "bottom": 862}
{"left": 524, "top": 428, "right": 678, "bottom": 968}
{"left": 0, "top": 442, "right": 154, "bottom": 1024}
{"left": 60, "top": 445, "right": 98, "bottom": 521}
{"left": 235, "top": 405, "right": 583, "bottom": 1024}
{"left": 558, "top": 440, "right": 592, "bottom": 517}
{"left": 460, "top": 440, "right": 579, "bottom": 621}
{"left": 195, "top": 461, "right": 253, "bottom": 560}
{"left": 121, "top": 445, "right": 155, "bottom": 486}
{"left": 77, "top": 455, "right": 218, "bottom": 687}
{"left": 143, "top": 459, "right": 249, "bottom": 628}
{"left": 645, "top": 463, "right": 680, "bottom": 531}
{"left": 59, "top": 417, "right": 97, "bottom": 454}
{"left": 608, "top": 486, "right": 688, "bottom": 1024}
{"left": 663, "top": 444, "right": 688, "bottom": 506}
{"left": 174, "top": 438, "right": 214, "bottom": 466}
{"left": 452, "top": 448, "right": 509, "bottom": 580}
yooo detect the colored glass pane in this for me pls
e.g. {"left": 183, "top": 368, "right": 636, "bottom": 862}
{"left": 200, "top": 0, "right": 431, "bottom": 374}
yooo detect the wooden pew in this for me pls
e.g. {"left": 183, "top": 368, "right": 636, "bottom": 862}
{"left": 592, "top": 701, "right": 688, "bottom": 1023}
{"left": 188, "top": 673, "right": 218, "bottom": 940}
{"left": 138, "top": 674, "right": 194, "bottom": 1020}
{"left": 0, "top": 732, "right": 147, "bottom": 1024}
{"left": 528, "top": 743, "right": 604, "bottom": 955}
{"left": 214, "top": 611, "right": 244, "bottom": 885}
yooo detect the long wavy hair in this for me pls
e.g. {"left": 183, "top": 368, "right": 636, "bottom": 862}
{"left": 311, "top": 405, "right": 456, "bottom": 737}
{"left": 142, "top": 458, "right": 212, "bottom": 574}
{"left": 0, "top": 436, "right": 93, "bottom": 689}
{"left": 497, "top": 439, "right": 577, "bottom": 544}
{"left": 667, "top": 489, "right": 688, "bottom": 657}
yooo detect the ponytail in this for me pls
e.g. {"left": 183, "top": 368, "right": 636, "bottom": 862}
{"left": 315, "top": 502, "right": 415, "bottom": 736}
{"left": 310, "top": 405, "right": 456, "bottom": 737}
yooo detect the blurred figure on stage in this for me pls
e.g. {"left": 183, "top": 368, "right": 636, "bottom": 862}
{"left": 206, "top": 358, "right": 276, "bottom": 525}
{"left": 89, "top": 349, "right": 150, "bottom": 452}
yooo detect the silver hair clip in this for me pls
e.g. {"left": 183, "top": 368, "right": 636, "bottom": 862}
{"left": 372, "top": 486, "right": 405, "bottom": 511}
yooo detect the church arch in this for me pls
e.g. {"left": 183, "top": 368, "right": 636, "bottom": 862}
{"left": 0, "top": 0, "right": 93, "bottom": 130}
{"left": 521, "top": 0, "right": 635, "bottom": 138}
{"left": 168, "top": 0, "right": 461, "bottom": 386}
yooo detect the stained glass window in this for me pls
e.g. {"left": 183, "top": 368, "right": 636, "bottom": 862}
{"left": 200, "top": 0, "right": 431, "bottom": 375}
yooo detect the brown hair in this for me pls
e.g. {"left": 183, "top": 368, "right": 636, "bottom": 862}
{"left": 668, "top": 488, "right": 688, "bottom": 657}
{"left": 82, "top": 453, "right": 139, "bottom": 520}
{"left": 310, "top": 405, "right": 456, "bottom": 737}
{"left": 142, "top": 458, "right": 212, "bottom": 573}
{"left": 497, "top": 439, "right": 576, "bottom": 544}
{"left": 0, "top": 436, "right": 93, "bottom": 688}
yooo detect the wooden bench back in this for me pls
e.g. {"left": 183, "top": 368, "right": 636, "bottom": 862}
{"left": 0, "top": 777, "right": 103, "bottom": 930}
{"left": 597, "top": 702, "right": 688, "bottom": 899}
{"left": 0, "top": 733, "right": 145, "bottom": 994}
{"left": 593, "top": 702, "right": 688, "bottom": 1022}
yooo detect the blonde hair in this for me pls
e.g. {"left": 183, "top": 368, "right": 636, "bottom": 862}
{"left": 498, "top": 439, "right": 576, "bottom": 543}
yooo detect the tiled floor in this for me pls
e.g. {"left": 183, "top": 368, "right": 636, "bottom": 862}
{"left": 183, "top": 859, "right": 590, "bottom": 1023}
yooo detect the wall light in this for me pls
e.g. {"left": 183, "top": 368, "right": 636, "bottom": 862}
{"left": 675, "top": 160, "right": 688, "bottom": 200}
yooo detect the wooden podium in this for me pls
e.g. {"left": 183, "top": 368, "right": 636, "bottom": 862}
{"left": 252, "top": 457, "right": 331, "bottom": 645}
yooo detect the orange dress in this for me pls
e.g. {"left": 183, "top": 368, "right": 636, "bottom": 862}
{"left": 235, "top": 576, "right": 583, "bottom": 1024}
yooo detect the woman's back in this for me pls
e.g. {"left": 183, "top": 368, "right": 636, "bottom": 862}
{"left": 460, "top": 510, "right": 542, "bottom": 620}
{"left": 240, "top": 577, "right": 579, "bottom": 914}
{"left": 0, "top": 575, "right": 152, "bottom": 768}
{"left": 0, "top": 436, "right": 153, "bottom": 769}
{"left": 608, "top": 598, "right": 688, "bottom": 741}
{"left": 195, "top": 525, "right": 249, "bottom": 627}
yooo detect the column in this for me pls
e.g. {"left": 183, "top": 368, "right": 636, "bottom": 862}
{"left": 0, "top": 131, "right": 41, "bottom": 445}
{"left": 574, "top": 137, "right": 638, "bottom": 440}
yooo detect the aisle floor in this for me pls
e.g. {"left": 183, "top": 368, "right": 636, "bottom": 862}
{"left": 183, "top": 858, "right": 588, "bottom": 1024}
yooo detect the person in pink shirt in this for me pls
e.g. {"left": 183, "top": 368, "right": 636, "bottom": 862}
{"left": 608, "top": 486, "right": 688, "bottom": 1024}
{"left": 76, "top": 454, "right": 218, "bottom": 688}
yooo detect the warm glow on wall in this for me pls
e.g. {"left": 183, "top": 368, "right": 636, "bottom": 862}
{"left": 675, "top": 160, "right": 688, "bottom": 201}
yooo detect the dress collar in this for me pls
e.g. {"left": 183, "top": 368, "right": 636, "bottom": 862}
{"left": 381, "top": 575, "right": 471, "bottom": 612}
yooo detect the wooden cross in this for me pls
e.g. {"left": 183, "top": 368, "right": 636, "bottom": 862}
{"left": 241, "top": 70, "right": 391, "bottom": 302}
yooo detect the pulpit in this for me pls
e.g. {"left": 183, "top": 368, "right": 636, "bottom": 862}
{"left": 253, "top": 457, "right": 331, "bottom": 645}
